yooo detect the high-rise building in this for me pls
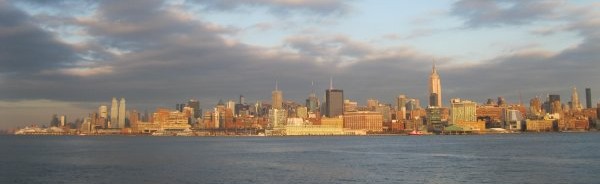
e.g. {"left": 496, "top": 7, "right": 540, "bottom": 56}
{"left": 326, "top": 78, "right": 344, "bottom": 118}
{"left": 429, "top": 62, "right": 442, "bottom": 107}
{"left": 450, "top": 98, "right": 477, "bottom": 124}
{"left": 59, "top": 115, "right": 67, "bottom": 127}
{"left": 110, "top": 97, "right": 118, "bottom": 128}
{"left": 585, "top": 88, "right": 591, "bottom": 109}
{"left": 529, "top": 97, "right": 542, "bottom": 116}
{"left": 571, "top": 87, "right": 582, "bottom": 111}
{"left": 306, "top": 93, "right": 319, "bottom": 113}
{"left": 98, "top": 105, "right": 108, "bottom": 119}
{"left": 344, "top": 99, "right": 358, "bottom": 112}
{"left": 268, "top": 108, "right": 287, "bottom": 128}
{"left": 118, "top": 98, "right": 126, "bottom": 128}
{"left": 396, "top": 95, "right": 407, "bottom": 120}
{"left": 426, "top": 107, "right": 442, "bottom": 131}
{"left": 187, "top": 99, "right": 201, "bottom": 119}
{"left": 272, "top": 81, "right": 283, "bottom": 109}
{"left": 367, "top": 98, "right": 379, "bottom": 110}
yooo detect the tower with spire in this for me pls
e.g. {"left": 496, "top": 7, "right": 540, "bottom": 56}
{"left": 271, "top": 80, "right": 283, "bottom": 109}
{"left": 325, "top": 76, "right": 344, "bottom": 118}
{"left": 429, "top": 60, "right": 442, "bottom": 107}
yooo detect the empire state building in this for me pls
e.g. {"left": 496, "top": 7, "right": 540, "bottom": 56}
{"left": 429, "top": 62, "right": 442, "bottom": 107}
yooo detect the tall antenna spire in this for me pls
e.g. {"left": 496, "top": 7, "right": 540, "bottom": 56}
{"left": 275, "top": 80, "right": 278, "bottom": 91}
{"left": 329, "top": 76, "right": 333, "bottom": 90}
{"left": 432, "top": 58, "right": 437, "bottom": 74}
{"left": 311, "top": 80, "right": 315, "bottom": 94}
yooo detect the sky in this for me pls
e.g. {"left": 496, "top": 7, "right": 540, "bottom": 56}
{"left": 1, "top": 0, "right": 599, "bottom": 129}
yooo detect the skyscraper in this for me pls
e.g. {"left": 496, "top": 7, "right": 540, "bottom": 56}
{"left": 306, "top": 81, "right": 319, "bottom": 113}
{"left": 429, "top": 61, "right": 442, "bottom": 107}
{"left": 571, "top": 87, "right": 582, "bottom": 111}
{"left": 585, "top": 88, "right": 591, "bottom": 109}
{"left": 326, "top": 78, "right": 344, "bottom": 118}
{"left": 272, "top": 81, "right": 283, "bottom": 109}
{"left": 110, "top": 97, "right": 118, "bottom": 128}
{"left": 187, "top": 99, "right": 201, "bottom": 119}
{"left": 118, "top": 98, "right": 126, "bottom": 128}
{"left": 98, "top": 105, "right": 108, "bottom": 119}
{"left": 450, "top": 98, "right": 476, "bottom": 124}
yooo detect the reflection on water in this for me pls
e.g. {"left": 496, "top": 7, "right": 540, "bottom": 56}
{"left": 1, "top": 133, "right": 599, "bottom": 183}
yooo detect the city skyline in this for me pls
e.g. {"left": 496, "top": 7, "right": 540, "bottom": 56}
{"left": 1, "top": 0, "right": 600, "bottom": 129}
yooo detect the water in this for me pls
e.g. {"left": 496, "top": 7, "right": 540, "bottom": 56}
{"left": 1, "top": 133, "right": 599, "bottom": 184}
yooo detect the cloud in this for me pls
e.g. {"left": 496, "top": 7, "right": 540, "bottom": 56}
{"left": 190, "top": 0, "right": 351, "bottom": 16}
{"left": 0, "top": 1, "right": 79, "bottom": 73}
{"left": 451, "top": 0, "right": 564, "bottom": 28}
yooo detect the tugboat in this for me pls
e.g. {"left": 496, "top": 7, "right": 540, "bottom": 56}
{"left": 408, "top": 130, "right": 424, "bottom": 136}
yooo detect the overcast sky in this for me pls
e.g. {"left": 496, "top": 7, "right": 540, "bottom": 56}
{"left": 1, "top": 0, "right": 599, "bottom": 129}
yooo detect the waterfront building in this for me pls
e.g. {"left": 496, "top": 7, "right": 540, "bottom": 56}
{"left": 321, "top": 117, "right": 343, "bottom": 128}
{"left": 450, "top": 98, "right": 477, "bottom": 124}
{"left": 453, "top": 120, "right": 486, "bottom": 131}
{"left": 118, "top": 98, "right": 126, "bottom": 128}
{"left": 525, "top": 119, "right": 554, "bottom": 132}
{"left": 503, "top": 109, "right": 523, "bottom": 130}
{"left": 429, "top": 62, "right": 442, "bottom": 107}
{"left": 152, "top": 108, "right": 191, "bottom": 132}
{"left": 272, "top": 81, "right": 283, "bottom": 109}
{"left": 343, "top": 111, "right": 383, "bottom": 132}
{"left": 426, "top": 107, "right": 443, "bottom": 131}
{"left": 284, "top": 125, "right": 345, "bottom": 135}
{"left": 326, "top": 78, "right": 344, "bottom": 118}
{"left": 268, "top": 108, "right": 287, "bottom": 128}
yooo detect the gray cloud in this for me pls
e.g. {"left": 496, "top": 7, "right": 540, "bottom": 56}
{"left": 190, "top": 0, "right": 351, "bottom": 16}
{"left": 451, "top": 0, "right": 563, "bottom": 28}
{"left": 0, "top": 1, "right": 78, "bottom": 73}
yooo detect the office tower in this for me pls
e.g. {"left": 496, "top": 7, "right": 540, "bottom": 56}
{"left": 239, "top": 95, "right": 245, "bottom": 105}
{"left": 429, "top": 62, "right": 442, "bottom": 107}
{"left": 187, "top": 99, "right": 201, "bottom": 119}
{"left": 272, "top": 81, "right": 283, "bottom": 109}
{"left": 227, "top": 100, "right": 236, "bottom": 112}
{"left": 344, "top": 99, "right": 358, "bottom": 112}
{"left": 59, "top": 115, "right": 67, "bottom": 127}
{"left": 268, "top": 108, "right": 287, "bottom": 128}
{"left": 118, "top": 98, "right": 126, "bottom": 128}
{"left": 426, "top": 107, "right": 442, "bottom": 131}
{"left": 397, "top": 95, "right": 407, "bottom": 120}
{"left": 176, "top": 103, "right": 185, "bottom": 112}
{"left": 450, "top": 98, "right": 477, "bottom": 124}
{"left": 429, "top": 93, "right": 438, "bottom": 107}
{"left": 367, "top": 98, "right": 379, "bottom": 110}
{"left": 571, "top": 87, "right": 582, "bottom": 111}
{"left": 497, "top": 97, "right": 506, "bottom": 107}
{"left": 530, "top": 97, "right": 542, "bottom": 116}
{"left": 326, "top": 78, "right": 344, "bottom": 118}
{"left": 98, "top": 105, "right": 108, "bottom": 119}
{"left": 296, "top": 106, "right": 308, "bottom": 119}
{"left": 585, "top": 88, "right": 591, "bottom": 109}
{"left": 110, "top": 97, "right": 118, "bottom": 128}
{"left": 549, "top": 94, "right": 560, "bottom": 103}
{"left": 306, "top": 93, "right": 319, "bottom": 113}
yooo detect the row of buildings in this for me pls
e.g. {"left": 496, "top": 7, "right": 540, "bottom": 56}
{"left": 19, "top": 63, "right": 599, "bottom": 136}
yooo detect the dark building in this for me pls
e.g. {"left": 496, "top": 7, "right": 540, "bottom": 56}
{"left": 429, "top": 93, "right": 438, "bottom": 107}
{"left": 326, "top": 89, "right": 344, "bottom": 118}
{"left": 187, "top": 100, "right": 201, "bottom": 118}
{"left": 586, "top": 88, "right": 592, "bottom": 109}
{"left": 549, "top": 94, "right": 560, "bottom": 103}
